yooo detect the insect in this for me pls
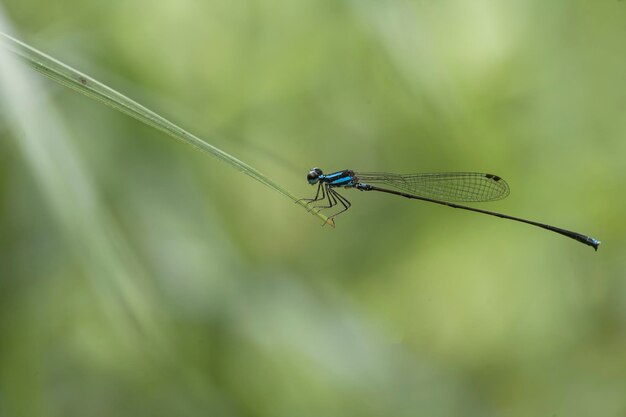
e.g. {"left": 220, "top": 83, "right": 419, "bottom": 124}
{"left": 301, "top": 167, "right": 600, "bottom": 250}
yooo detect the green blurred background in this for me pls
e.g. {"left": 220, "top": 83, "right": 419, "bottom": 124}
{"left": 0, "top": 0, "right": 625, "bottom": 416}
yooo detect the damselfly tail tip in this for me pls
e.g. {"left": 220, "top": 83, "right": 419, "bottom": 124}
{"left": 592, "top": 239, "right": 601, "bottom": 252}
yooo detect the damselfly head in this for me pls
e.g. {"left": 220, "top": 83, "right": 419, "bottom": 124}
{"left": 307, "top": 167, "right": 323, "bottom": 184}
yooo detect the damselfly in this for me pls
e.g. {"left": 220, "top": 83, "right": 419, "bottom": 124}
{"left": 300, "top": 168, "right": 600, "bottom": 251}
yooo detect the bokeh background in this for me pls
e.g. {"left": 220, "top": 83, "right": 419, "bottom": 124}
{"left": 1, "top": 1, "right": 625, "bottom": 416}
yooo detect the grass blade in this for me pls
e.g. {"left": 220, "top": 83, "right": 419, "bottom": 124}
{"left": 0, "top": 31, "right": 332, "bottom": 226}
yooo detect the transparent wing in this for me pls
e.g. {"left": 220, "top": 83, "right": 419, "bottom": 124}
{"left": 355, "top": 172, "right": 510, "bottom": 202}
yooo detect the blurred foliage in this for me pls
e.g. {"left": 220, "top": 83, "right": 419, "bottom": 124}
{"left": 0, "top": 0, "right": 625, "bottom": 416}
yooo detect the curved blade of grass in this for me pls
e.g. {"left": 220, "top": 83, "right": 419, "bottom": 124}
{"left": 0, "top": 31, "right": 332, "bottom": 227}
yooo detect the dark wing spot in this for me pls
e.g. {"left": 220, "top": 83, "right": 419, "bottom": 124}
{"left": 485, "top": 174, "right": 501, "bottom": 181}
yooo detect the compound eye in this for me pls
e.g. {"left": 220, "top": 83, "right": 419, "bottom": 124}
{"left": 307, "top": 167, "right": 322, "bottom": 184}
